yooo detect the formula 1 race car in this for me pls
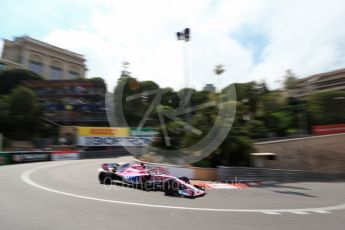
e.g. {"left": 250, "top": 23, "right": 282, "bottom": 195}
{"left": 98, "top": 162, "right": 206, "bottom": 198}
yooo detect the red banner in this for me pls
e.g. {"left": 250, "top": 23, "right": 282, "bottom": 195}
{"left": 312, "top": 124, "right": 345, "bottom": 135}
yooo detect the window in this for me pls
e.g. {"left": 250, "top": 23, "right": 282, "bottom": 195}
{"left": 68, "top": 71, "right": 79, "bottom": 79}
{"left": 28, "top": 60, "right": 43, "bottom": 75}
{"left": 49, "top": 66, "right": 62, "bottom": 80}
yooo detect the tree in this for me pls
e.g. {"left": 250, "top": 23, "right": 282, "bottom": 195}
{"left": 0, "top": 69, "right": 42, "bottom": 95}
{"left": 8, "top": 86, "right": 42, "bottom": 140}
{"left": 0, "top": 96, "right": 10, "bottom": 134}
{"left": 307, "top": 91, "right": 345, "bottom": 125}
{"left": 87, "top": 77, "right": 107, "bottom": 90}
{"left": 114, "top": 76, "right": 161, "bottom": 127}
{"left": 256, "top": 91, "right": 292, "bottom": 136}
{"left": 245, "top": 119, "right": 267, "bottom": 139}
{"left": 192, "top": 130, "right": 254, "bottom": 167}
{"left": 283, "top": 69, "right": 298, "bottom": 90}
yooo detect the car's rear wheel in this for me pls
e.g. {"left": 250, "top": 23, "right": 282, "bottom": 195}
{"left": 98, "top": 171, "right": 106, "bottom": 184}
{"left": 99, "top": 172, "right": 114, "bottom": 185}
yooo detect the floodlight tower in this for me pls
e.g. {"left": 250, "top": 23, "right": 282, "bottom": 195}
{"left": 176, "top": 28, "right": 192, "bottom": 123}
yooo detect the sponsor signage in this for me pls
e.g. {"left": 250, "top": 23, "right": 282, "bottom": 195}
{"left": 76, "top": 127, "right": 155, "bottom": 146}
{"left": 130, "top": 128, "right": 158, "bottom": 137}
{"left": 51, "top": 151, "right": 80, "bottom": 161}
{"left": 78, "top": 136, "right": 152, "bottom": 147}
{"left": 77, "top": 127, "right": 129, "bottom": 137}
{"left": 312, "top": 124, "right": 345, "bottom": 135}
{"left": 10, "top": 151, "right": 51, "bottom": 164}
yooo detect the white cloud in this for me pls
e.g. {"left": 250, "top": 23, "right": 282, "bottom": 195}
{"left": 43, "top": 0, "right": 345, "bottom": 91}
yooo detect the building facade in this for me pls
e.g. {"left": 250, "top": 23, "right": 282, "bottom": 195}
{"left": 290, "top": 68, "right": 345, "bottom": 97}
{"left": 1, "top": 36, "right": 86, "bottom": 79}
{"left": 203, "top": 83, "right": 216, "bottom": 93}
{"left": 22, "top": 80, "right": 107, "bottom": 126}
{"left": 0, "top": 58, "right": 24, "bottom": 71}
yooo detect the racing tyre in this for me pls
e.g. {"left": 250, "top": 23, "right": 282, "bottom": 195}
{"left": 99, "top": 172, "right": 114, "bottom": 185}
{"left": 98, "top": 171, "right": 106, "bottom": 184}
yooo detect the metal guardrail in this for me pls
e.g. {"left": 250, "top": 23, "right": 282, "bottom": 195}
{"left": 217, "top": 166, "right": 345, "bottom": 182}
{"left": 79, "top": 150, "right": 130, "bottom": 159}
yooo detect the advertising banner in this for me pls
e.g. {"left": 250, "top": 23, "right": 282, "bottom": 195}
{"left": 77, "top": 136, "right": 152, "bottom": 147}
{"left": 76, "top": 127, "right": 154, "bottom": 146}
{"left": 130, "top": 128, "right": 158, "bottom": 137}
{"left": 0, "top": 152, "right": 10, "bottom": 166}
{"left": 312, "top": 124, "right": 345, "bottom": 135}
{"left": 77, "top": 127, "right": 129, "bottom": 137}
{"left": 10, "top": 151, "right": 51, "bottom": 164}
{"left": 51, "top": 151, "right": 80, "bottom": 161}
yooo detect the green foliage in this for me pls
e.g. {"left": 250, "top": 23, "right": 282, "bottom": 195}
{"left": 256, "top": 91, "right": 285, "bottom": 115}
{"left": 0, "top": 69, "right": 42, "bottom": 95}
{"left": 192, "top": 131, "right": 253, "bottom": 167}
{"left": 217, "top": 133, "right": 253, "bottom": 166}
{"left": 244, "top": 119, "right": 267, "bottom": 138}
{"left": 7, "top": 86, "right": 42, "bottom": 140}
{"left": 0, "top": 96, "right": 10, "bottom": 134}
{"left": 269, "top": 111, "right": 293, "bottom": 136}
{"left": 116, "top": 70, "right": 323, "bottom": 167}
{"left": 283, "top": 69, "right": 298, "bottom": 90}
{"left": 114, "top": 76, "right": 161, "bottom": 127}
{"left": 87, "top": 77, "right": 107, "bottom": 90}
{"left": 307, "top": 90, "right": 345, "bottom": 125}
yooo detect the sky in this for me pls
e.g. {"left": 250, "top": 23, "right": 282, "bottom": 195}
{"left": 1, "top": 0, "right": 345, "bottom": 91}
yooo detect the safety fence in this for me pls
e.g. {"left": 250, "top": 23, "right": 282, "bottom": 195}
{"left": 0, "top": 151, "right": 52, "bottom": 165}
{"left": 217, "top": 166, "right": 345, "bottom": 182}
{"left": 0, "top": 150, "right": 136, "bottom": 165}
{"left": 2, "top": 151, "right": 345, "bottom": 182}
{"left": 0, "top": 150, "right": 129, "bottom": 166}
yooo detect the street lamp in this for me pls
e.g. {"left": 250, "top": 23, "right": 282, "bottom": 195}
{"left": 176, "top": 28, "right": 190, "bottom": 42}
{"left": 176, "top": 28, "right": 192, "bottom": 123}
{"left": 214, "top": 64, "right": 225, "bottom": 93}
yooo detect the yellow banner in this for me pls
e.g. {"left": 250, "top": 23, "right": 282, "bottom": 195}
{"left": 77, "top": 127, "right": 129, "bottom": 137}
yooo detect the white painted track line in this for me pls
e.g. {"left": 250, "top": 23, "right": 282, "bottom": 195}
{"left": 262, "top": 212, "right": 281, "bottom": 215}
{"left": 313, "top": 210, "right": 331, "bottom": 214}
{"left": 20, "top": 161, "right": 345, "bottom": 214}
{"left": 291, "top": 211, "right": 309, "bottom": 215}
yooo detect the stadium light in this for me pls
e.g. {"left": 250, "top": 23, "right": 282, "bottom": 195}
{"left": 176, "top": 28, "right": 191, "bottom": 42}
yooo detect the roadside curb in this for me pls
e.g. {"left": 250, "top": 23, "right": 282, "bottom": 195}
{"left": 191, "top": 180, "right": 279, "bottom": 190}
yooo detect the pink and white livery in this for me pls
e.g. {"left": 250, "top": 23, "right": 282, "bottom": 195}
{"left": 98, "top": 162, "right": 206, "bottom": 198}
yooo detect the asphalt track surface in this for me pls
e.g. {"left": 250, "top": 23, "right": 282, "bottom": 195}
{"left": 1, "top": 156, "right": 345, "bottom": 230}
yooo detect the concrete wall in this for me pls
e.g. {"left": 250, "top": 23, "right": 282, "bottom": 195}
{"left": 254, "top": 133, "right": 345, "bottom": 173}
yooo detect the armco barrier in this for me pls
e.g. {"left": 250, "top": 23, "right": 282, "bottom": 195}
{"left": 51, "top": 151, "right": 80, "bottom": 161}
{"left": 9, "top": 151, "right": 51, "bottom": 164}
{"left": 0, "top": 152, "right": 10, "bottom": 166}
{"left": 79, "top": 150, "right": 130, "bottom": 159}
{"left": 217, "top": 166, "right": 345, "bottom": 182}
